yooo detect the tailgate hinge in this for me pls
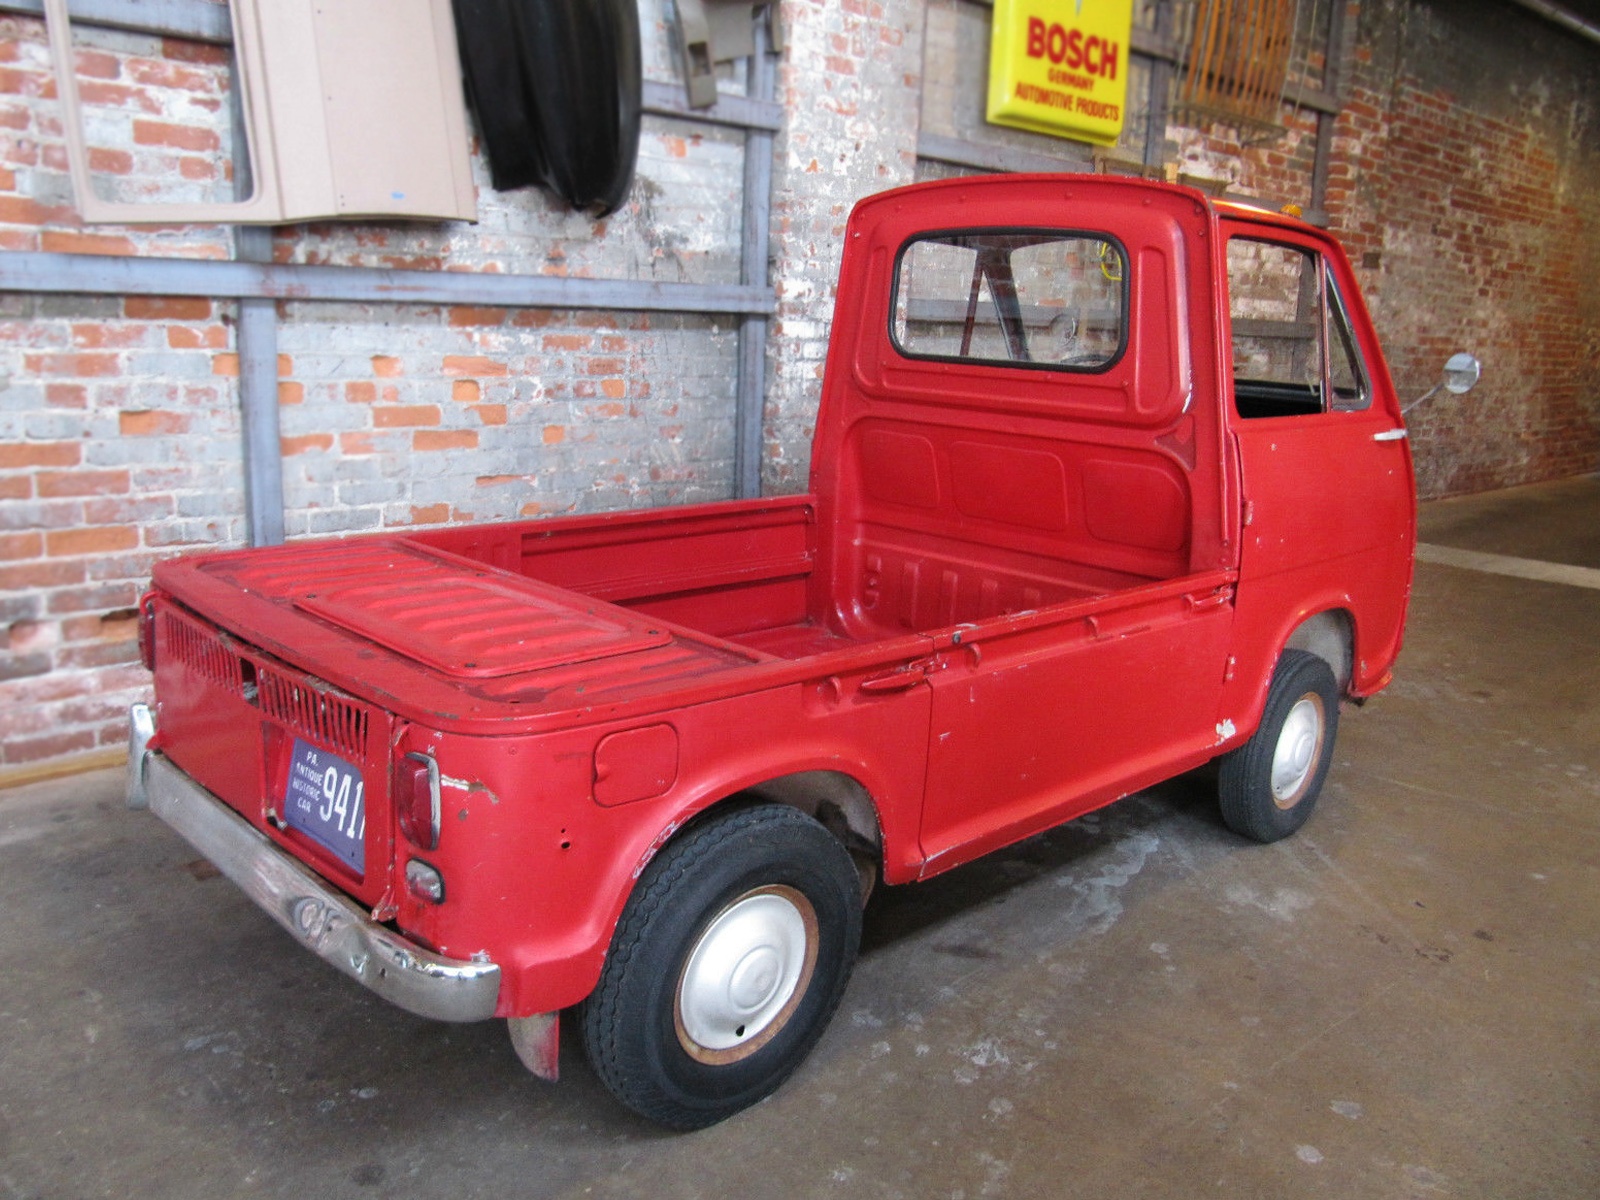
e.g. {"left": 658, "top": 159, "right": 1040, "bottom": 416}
{"left": 858, "top": 655, "right": 940, "bottom": 695}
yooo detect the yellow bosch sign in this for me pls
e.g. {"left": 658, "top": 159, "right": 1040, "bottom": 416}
{"left": 986, "top": 0, "right": 1134, "bottom": 146}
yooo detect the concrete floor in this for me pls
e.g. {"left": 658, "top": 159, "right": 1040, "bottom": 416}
{"left": 2, "top": 476, "right": 1597, "bottom": 1200}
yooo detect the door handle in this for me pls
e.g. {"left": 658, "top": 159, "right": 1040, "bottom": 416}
{"left": 1373, "top": 428, "right": 1408, "bottom": 442}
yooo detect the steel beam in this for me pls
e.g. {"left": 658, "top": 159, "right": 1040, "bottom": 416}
{"left": 234, "top": 228, "right": 282, "bottom": 547}
{"left": 917, "top": 132, "right": 1092, "bottom": 176}
{"left": 0, "top": 253, "right": 777, "bottom": 316}
{"left": 641, "top": 80, "right": 784, "bottom": 134}
{"left": 733, "top": 27, "right": 775, "bottom": 501}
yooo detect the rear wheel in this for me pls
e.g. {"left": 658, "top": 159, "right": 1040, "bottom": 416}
{"left": 1218, "top": 650, "right": 1340, "bottom": 843}
{"left": 579, "top": 805, "right": 862, "bottom": 1129}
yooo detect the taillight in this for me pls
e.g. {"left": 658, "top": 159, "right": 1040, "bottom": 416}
{"left": 398, "top": 752, "right": 441, "bottom": 850}
{"left": 137, "top": 594, "right": 157, "bottom": 672}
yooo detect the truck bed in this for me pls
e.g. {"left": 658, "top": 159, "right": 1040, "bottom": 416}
{"left": 411, "top": 494, "right": 1159, "bottom": 657}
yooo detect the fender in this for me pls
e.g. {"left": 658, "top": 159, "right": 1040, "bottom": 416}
{"left": 1215, "top": 594, "right": 1362, "bottom": 753}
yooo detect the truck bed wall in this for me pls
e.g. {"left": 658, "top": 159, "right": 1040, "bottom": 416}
{"left": 410, "top": 465, "right": 1180, "bottom": 663}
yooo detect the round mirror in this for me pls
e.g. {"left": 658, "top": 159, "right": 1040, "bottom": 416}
{"left": 1443, "top": 352, "right": 1482, "bottom": 395}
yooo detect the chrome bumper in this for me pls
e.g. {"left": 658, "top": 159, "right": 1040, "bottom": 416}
{"left": 127, "top": 704, "right": 501, "bottom": 1023}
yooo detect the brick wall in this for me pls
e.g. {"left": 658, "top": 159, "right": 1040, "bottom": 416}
{"left": 1328, "top": 0, "right": 1600, "bottom": 496}
{"left": 2, "top": 0, "right": 1598, "bottom": 779}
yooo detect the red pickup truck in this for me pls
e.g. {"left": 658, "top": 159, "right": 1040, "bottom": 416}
{"left": 129, "top": 174, "right": 1435, "bottom": 1128}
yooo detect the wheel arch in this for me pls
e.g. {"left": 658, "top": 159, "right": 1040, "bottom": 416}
{"left": 1283, "top": 607, "right": 1354, "bottom": 692}
{"left": 649, "top": 768, "right": 885, "bottom": 905}
{"left": 1220, "top": 602, "right": 1356, "bottom": 754}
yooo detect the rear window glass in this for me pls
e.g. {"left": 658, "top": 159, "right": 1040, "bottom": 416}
{"left": 892, "top": 230, "right": 1127, "bottom": 372}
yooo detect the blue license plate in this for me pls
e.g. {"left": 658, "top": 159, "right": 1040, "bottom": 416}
{"left": 284, "top": 739, "right": 366, "bottom": 874}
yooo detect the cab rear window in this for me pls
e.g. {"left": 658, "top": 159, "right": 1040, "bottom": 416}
{"left": 891, "top": 230, "right": 1128, "bottom": 373}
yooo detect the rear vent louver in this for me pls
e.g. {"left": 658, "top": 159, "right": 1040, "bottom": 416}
{"left": 161, "top": 608, "right": 242, "bottom": 694}
{"left": 160, "top": 606, "right": 369, "bottom": 761}
{"left": 258, "top": 669, "right": 370, "bottom": 761}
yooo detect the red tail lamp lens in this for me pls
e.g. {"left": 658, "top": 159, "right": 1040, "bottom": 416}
{"left": 398, "top": 752, "right": 440, "bottom": 850}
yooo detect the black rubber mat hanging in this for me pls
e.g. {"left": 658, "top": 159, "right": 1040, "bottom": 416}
{"left": 451, "top": 0, "right": 642, "bottom": 216}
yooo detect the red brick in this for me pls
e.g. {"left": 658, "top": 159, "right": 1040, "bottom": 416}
{"left": 161, "top": 39, "right": 229, "bottom": 66}
{"left": 57, "top": 639, "right": 140, "bottom": 670}
{"left": 410, "top": 503, "right": 450, "bottom": 524}
{"left": 166, "top": 324, "right": 228, "bottom": 349}
{"left": 281, "top": 433, "right": 333, "bottom": 456}
{"left": 0, "top": 441, "right": 79, "bottom": 468}
{"left": 37, "top": 468, "right": 130, "bottom": 498}
{"left": 125, "top": 296, "right": 212, "bottom": 320}
{"left": 88, "top": 147, "right": 133, "bottom": 175}
{"left": 79, "top": 81, "right": 157, "bottom": 113}
{"left": 46, "top": 581, "right": 139, "bottom": 614}
{"left": 371, "top": 355, "right": 402, "bottom": 377}
{"left": 132, "top": 119, "right": 220, "bottom": 152}
{"left": 413, "top": 430, "right": 478, "bottom": 451}
{"left": 451, "top": 380, "right": 481, "bottom": 403}
{"left": 278, "top": 381, "right": 304, "bottom": 405}
{"left": 125, "top": 58, "right": 216, "bottom": 92}
{"left": 341, "top": 432, "right": 391, "bottom": 455}
{"left": 0, "top": 530, "right": 42, "bottom": 560}
{"left": 0, "top": 194, "right": 69, "bottom": 226}
{"left": 448, "top": 307, "right": 507, "bottom": 327}
{"left": 473, "top": 405, "right": 508, "bottom": 426}
{"left": 542, "top": 426, "right": 565, "bottom": 445}
{"left": 442, "top": 355, "right": 508, "bottom": 377}
{"left": 39, "top": 231, "right": 137, "bottom": 257}
{"left": 178, "top": 156, "right": 215, "bottom": 182}
{"left": 46, "top": 526, "right": 139, "bottom": 556}
{"left": 72, "top": 323, "right": 148, "bottom": 349}
{"left": 0, "top": 560, "right": 87, "bottom": 590}
{"left": 119, "top": 410, "right": 190, "bottom": 436}
{"left": 0, "top": 66, "right": 55, "bottom": 99}
{"left": 23, "top": 351, "right": 120, "bottom": 377}
{"left": 373, "top": 405, "right": 440, "bottom": 428}
{"left": 83, "top": 495, "right": 173, "bottom": 524}
{"left": 345, "top": 381, "right": 377, "bottom": 404}
{"left": 1, "top": 730, "right": 97, "bottom": 766}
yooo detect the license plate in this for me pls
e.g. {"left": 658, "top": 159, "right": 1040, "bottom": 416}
{"left": 284, "top": 739, "right": 366, "bottom": 874}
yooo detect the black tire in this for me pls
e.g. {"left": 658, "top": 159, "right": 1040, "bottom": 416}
{"left": 579, "top": 805, "right": 862, "bottom": 1129}
{"left": 451, "top": 0, "right": 642, "bottom": 214}
{"left": 1218, "top": 649, "right": 1341, "bottom": 843}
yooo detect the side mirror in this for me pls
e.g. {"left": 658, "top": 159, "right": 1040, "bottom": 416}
{"left": 1441, "top": 351, "right": 1482, "bottom": 395}
{"left": 1403, "top": 351, "right": 1482, "bottom": 415}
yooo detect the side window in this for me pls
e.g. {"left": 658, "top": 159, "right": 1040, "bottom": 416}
{"left": 1227, "top": 236, "right": 1371, "bottom": 418}
{"left": 892, "top": 231, "right": 1126, "bottom": 372}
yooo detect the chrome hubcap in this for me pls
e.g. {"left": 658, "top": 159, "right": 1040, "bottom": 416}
{"left": 1270, "top": 695, "right": 1324, "bottom": 808}
{"left": 675, "top": 885, "right": 818, "bottom": 1064}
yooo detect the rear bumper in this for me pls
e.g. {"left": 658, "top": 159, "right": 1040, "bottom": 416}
{"left": 127, "top": 704, "right": 501, "bottom": 1023}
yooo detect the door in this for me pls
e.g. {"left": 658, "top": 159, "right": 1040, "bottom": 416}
{"left": 1223, "top": 226, "right": 1415, "bottom": 697}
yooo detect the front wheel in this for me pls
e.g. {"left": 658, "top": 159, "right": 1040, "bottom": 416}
{"left": 1218, "top": 649, "right": 1341, "bottom": 843}
{"left": 579, "top": 805, "right": 862, "bottom": 1129}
